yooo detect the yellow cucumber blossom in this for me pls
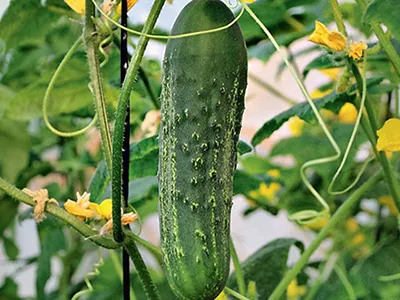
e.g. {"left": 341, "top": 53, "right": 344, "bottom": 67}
{"left": 100, "top": 212, "right": 138, "bottom": 235}
{"left": 379, "top": 195, "right": 399, "bottom": 216}
{"left": 65, "top": 0, "right": 138, "bottom": 15}
{"left": 287, "top": 279, "right": 307, "bottom": 300}
{"left": 64, "top": 192, "right": 101, "bottom": 220}
{"left": 308, "top": 21, "right": 347, "bottom": 51}
{"left": 338, "top": 102, "right": 358, "bottom": 124}
{"left": 376, "top": 118, "right": 400, "bottom": 152}
{"left": 348, "top": 42, "right": 368, "bottom": 60}
{"left": 288, "top": 116, "right": 305, "bottom": 137}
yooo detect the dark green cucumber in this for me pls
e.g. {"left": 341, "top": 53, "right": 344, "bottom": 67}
{"left": 159, "top": 0, "right": 248, "bottom": 299}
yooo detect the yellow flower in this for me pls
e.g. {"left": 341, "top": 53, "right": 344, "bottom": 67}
{"left": 215, "top": 291, "right": 228, "bottom": 300}
{"left": 267, "top": 169, "right": 280, "bottom": 178}
{"left": 376, "top": 118, "right": 400, "bottom": 152}
{"left": 310, "top": 89, "right": 332, "bottom": 99}
{"left": 349, "top": 42, "right": 368, "bottom": 60}
{"left": 287, "top": 279, "right": 307, "bottom": 300}
{"left": 98, "top": 199, "right": 113, "bottom": 219}
{"left": 308, "top": 21, "right": 347, "bottom": 51}
{"left": 379, "top": 195, "right": 399, "bottom": 216}
{"left": 64, "top": 192, "right": 101, "bottom": 220}
{"left": 100, "top": 212, "right": 138, "bottom": 235}
{"left": 338, "top": 102, "right": 358, "bottom": 123}
{"left": 351, "top": 233, "right": 365, "bottom": 246}
{"left": 259, "top": 182, "right": 281, "bottom": 200}
{"left": 64, "top": 0, "right": 84, "bottom": 15}
{"left": 320, "top": 68, "right": 341, "bottom": 80}
{"left": 303, "top": 215, "right": 329, "bottom": 230}
{"left": 288, "top": 116, "right": 305, "bottom": 136}
{"left": 345, "top": 218, "right": 359, "bottom": 233}
{"left": 65, "top": 0, "right": 138, "bottom": 15}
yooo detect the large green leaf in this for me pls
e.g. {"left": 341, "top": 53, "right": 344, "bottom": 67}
{"left": 0, "top": 85, "right": 14, "bottom": 118}
{"left": 251, "top": 77, "right": 383, "bottom": 146}
{"left": 1, "top": 235, "right": 19, "bottom": 261}
{"left": 0, "top": 120, "right": 30, "bottom": 182}
{"left": 227, "top": 239, "right": 303, "bottom": 299}
{"left": 0, "top": 0, "right": 60, "bottom": 49}
{"left": 364, "top": 0, "right": 400, "bottom": 42}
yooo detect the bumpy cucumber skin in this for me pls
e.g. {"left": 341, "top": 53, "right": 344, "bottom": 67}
{"left": 159, "top": 0, "right": 248, "bottom": 299}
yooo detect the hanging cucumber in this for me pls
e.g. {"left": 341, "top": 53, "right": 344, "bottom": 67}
{"left": 159, "top": 0, "right": 248, "bottom": 299}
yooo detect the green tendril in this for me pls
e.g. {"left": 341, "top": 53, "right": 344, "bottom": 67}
{"left": 43, "top": 37, "right": 98, "bottom": 137}
{"left": 379, "top": 273, "right": 400, "bottom": 281}
{"left": 71, "top": 250, "right": 104, "bottom": 300}
{"left": 91, "top": 0, "right": 244, "bottom": 40}
{"left": 239, "top": 0, "right": 341, "bottom": 223}
{"left": 224, "top": 287, "right": 251, "bottom": 300}
{"left": 334, "top": 265, "right": 357, "bottom": 300}
{"left": 329, "top": 53, "right": 373, "bottom": 195}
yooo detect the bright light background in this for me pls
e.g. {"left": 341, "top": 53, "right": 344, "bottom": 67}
{"left": 0, "top": 0, "right": 334, "bottom": 297}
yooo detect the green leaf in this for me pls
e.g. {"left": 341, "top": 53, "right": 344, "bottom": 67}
{"left": 1, "top": 235, "right": 19, "bottom": 261}
{"left": 251, "top": 77, "right": 383, "bottom": 146}
{"left": 0, "top": 277, "right": 19, "bottom": 300}
{"left": 89, "top": 136, "right": 159, "bottom": 203}
{"left": 364, "top": 0, "right": 400, "bottom": 42}
{"left": 36, "top": 217, "right": 66, "bottom": 299}
{"left": 0, "top": 120, "right": 30, "bottom": 182}
{"left": 0, "top": 85, "right": 14, "bottom": 118}
{"left": 238, "top": 140, "right": 253, "bottom": 156}
{"left": 0, "top": 0, "right": 60, "bottom": 49}
{"left": 0, "top": 197, "right": 18, "bottom": 236}
{"left": 316, "top": 240, "right": 400, "bottom": 299}
{"left": 303, "top": 54, "right": 346, "bottom": 78}
{"left": 227, "top": 239, "right": 303, "bottom": 299}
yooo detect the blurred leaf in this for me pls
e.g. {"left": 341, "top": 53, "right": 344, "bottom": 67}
{"left": 0, "top": 0, "right": 60, "bottom": 49}
{"left": 1, "top": 235, "right": 19, "bottom": 261}
{"left": 238, "top": 140, "right": 252, "bottom": 155}
{"left": 0, "top": 197, "right": 18, "bottom": 236}
{"left": 0, "top": 120, "right": 30, "bottom": 182}
{"left": 341, "top": 3, "right": 372, "bottom": 37}
{"left": 227, "top": 239, "right": 303, "bottom": 299}
{"left": 36, "top": 217, "right": 66, "bottom": 299}
{"left": 276, "top": 46, "right": 319, "bottom": 78}
{"left": 249, "top": 29, "right": 312, "bottom": 62}
{"left": 364, "top": 0, "right": 400, "bottom": 42}
{"left": 0, "top": 85, "right": 14, "bottom": 118}
{"left": 303, "top": 54, "right": 346, "bottom": 77}
{"left": 316, "top": 240, "right": 400, "bottom": 299}
{"left": 251, "top": 77, "right": 383, "bottom": 146}
{"left": 0, "top": 277, "right": 19, "bottom": 300}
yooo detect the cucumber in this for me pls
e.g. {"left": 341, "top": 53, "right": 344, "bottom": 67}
{"left": 159, "top": 0, "right": 248, "bottom": 299}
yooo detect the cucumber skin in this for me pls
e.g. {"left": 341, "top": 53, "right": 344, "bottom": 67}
{"left": 159, "top": 0, "right": 248, "bottom": 299}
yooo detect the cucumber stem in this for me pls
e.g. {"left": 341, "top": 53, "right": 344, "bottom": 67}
{"left": 269, "top": 172, "right": 383, "bottom": 300}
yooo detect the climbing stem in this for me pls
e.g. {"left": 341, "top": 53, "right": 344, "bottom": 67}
{"left": 329, "top": 0, "right": 348, "bottom": 37}
{"left": 111, "top": 0, "right": 166, "bottom": 243}
{"left": 269, "top": 172, "right": 383, "bottom": 300}
{"left": 123, "top": 236, "right": 160, "bottom": 300}
{"left": 230, "top": 238, "right": 246, "bottom": 296}
{"left": 84, "top": 0, "right": 113, "bottom": 172}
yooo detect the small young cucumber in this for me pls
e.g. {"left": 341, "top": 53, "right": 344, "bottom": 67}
{"left": 159, "top": 0, "right": 248, "bottom": 299}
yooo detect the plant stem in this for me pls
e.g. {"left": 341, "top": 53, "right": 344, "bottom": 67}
{"left": 125, "top": 231, "right": 162, "bottom": 263}
{"left": 0, "top": 177, "right": 119, "bottom": 249}
{"left": 355, "top": 0, "right": 400, "bottom": 78}
{"left": 395, "top": 88, "right": 400, "bottom": 118}
{"left": 84, "top": 0, "right": 113, "bottom": 172}
{"left": 249, "top": 73, "right": 297, "bottom": 106}
{"left": 224, "top": 287, "right": 251, "bottom": 300}
{"left": 351, "top": 62, "right": 400, "bottom": 209}
{"left": 110, "top": 250, "right": 137, "bottom": 300}
{"left": 230, "top": 238, "right": 246, "bottom": 296}
{"left": 329, "top": 0, "right": 348, "bottom": 37}
{"left": 269, "top": 172, "right": 383, "bottom": 300}
{"left": 112, "top": 0, "right": 165, "bottom": 243}
{"left": 123, "top": 236, "right": 160, "bottom": 300}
